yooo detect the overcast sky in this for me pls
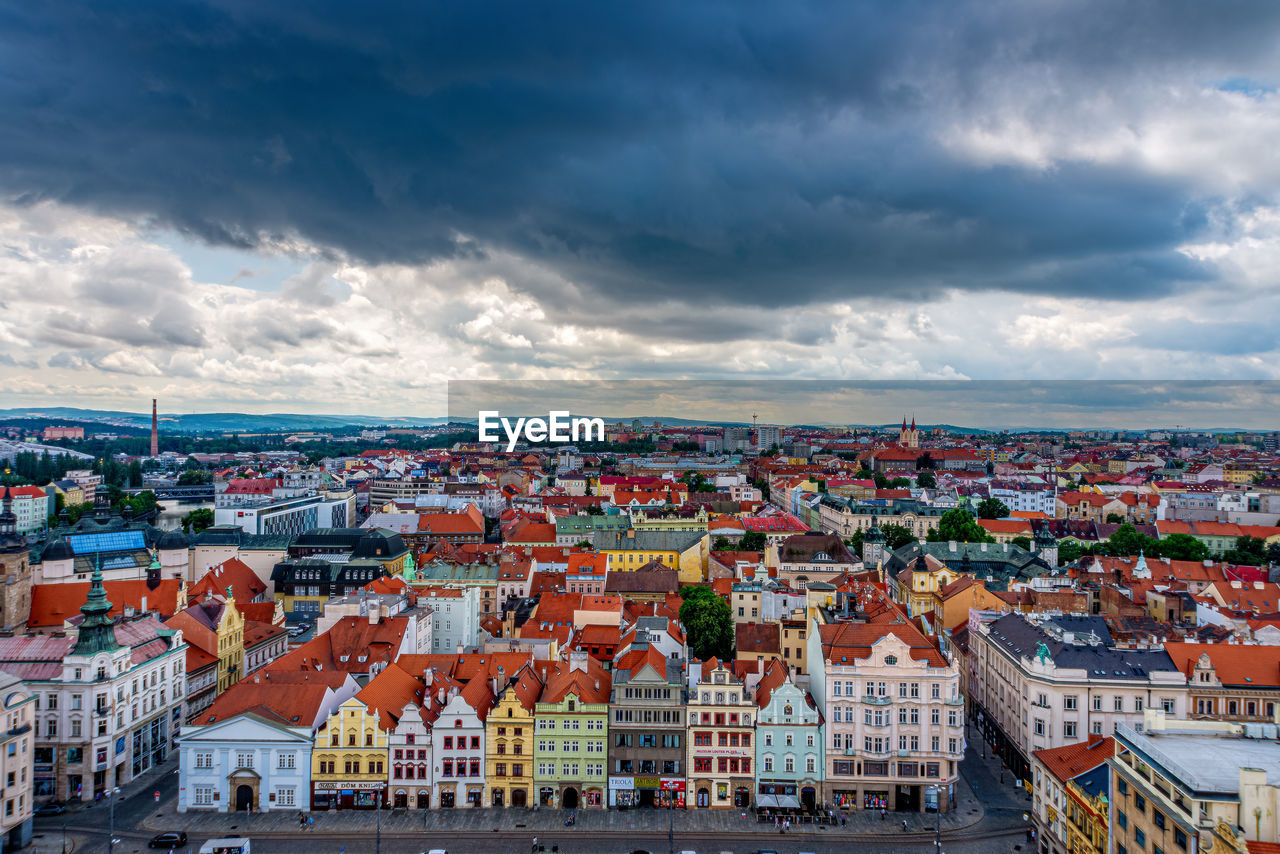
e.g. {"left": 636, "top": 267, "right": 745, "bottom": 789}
{"left": 1, "top": 1, "right": 1279, "bottom": 421}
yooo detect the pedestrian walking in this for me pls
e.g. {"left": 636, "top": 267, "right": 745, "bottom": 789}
{"left": 902, "top": 819, "right": 908, "bottom": 832}
{"left": 880, "top": 807, "right": 886, "bottom": 821}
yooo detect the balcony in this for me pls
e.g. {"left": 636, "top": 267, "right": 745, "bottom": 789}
{"left": 861, "top": 696, "right": 891, "bottom": 706}
{"left": 6, "top": 723, "right": 30, "bottom": 737}
{"left": 944, "top": 697, "right": 964, "bottom": 707}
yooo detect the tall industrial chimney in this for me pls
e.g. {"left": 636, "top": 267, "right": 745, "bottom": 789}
{"left": 150, "top": 398, "right": 159, "bottom": 457}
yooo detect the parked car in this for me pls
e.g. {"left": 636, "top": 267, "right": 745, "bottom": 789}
{"left": 148, "top": 831, "right": 189, "bottom": 849}
{"left": 33, "top": 803, "right": 65, "bottom": 816}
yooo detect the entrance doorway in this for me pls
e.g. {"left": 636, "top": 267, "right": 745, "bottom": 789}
{"left": 562, "top": 788, "right": 579, "bottom": 809}
{"left": 734, "top": 787, "right": 750, "bottom": 808}
{"left": 697, "top": 788, "right": 709, "bottom": 808}
{"left": 896, "top": 784, "right": 920, "bottom": 812}
{"left": 512, "top": 788, "right": 528, "bottom": 808}
{"left": 639, "top": 789, "right": 656, "bottom": 808}
{"left": 235, "top": 785, "right": 254, "bottom": 812}
{"left": 441, "top": 790, "right": 456, "bottom": 808}
{"left": 539, "top": 787, "right": 555, "bottom": 806}
{"left": 801, "top": 787, "right": 816, "bottom": 810}
{"left": 492, "top": 789, "right": 504, "bottom": 807}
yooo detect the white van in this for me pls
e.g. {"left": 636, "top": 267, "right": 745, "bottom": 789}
{"left": 199, "top": 839, "right": 251, "bottom": 854}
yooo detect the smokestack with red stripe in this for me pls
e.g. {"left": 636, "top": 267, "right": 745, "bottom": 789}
{"left": 150, "top": 398, "right": 159, "bottom": 457}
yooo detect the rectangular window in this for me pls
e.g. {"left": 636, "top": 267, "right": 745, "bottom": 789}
{"left": 276, "top": 788, "right": 296, "bottom": 807}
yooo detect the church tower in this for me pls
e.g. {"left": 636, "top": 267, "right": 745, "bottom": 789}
{"left": 898, "top": 415, "right": 920, "bottom": 449}
{"left": 862, "top": 512, "right": 886, "bottom": 568}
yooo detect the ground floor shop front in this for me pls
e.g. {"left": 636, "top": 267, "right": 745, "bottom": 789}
{"left": 686, "top": 776, "right": 752, "bottom": 808}
{"left": 828, "top": 778, "right": 956, "bottom": 813}
{"left": 532, "top": 782, "right": 604, "bottom": 809}
{"left": 757, "top": 780, "right": 820, "bottom": 811}
{"left": 486, "top": 781, "right": 532, "bottom": 808}
{"left": 608, "top": 776, "right": 685, "bottom": 808}
{"left": 311, "top": 780, "right": 386, "bottom": 810}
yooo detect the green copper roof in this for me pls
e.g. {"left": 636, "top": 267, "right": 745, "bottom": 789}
{"left": 71, "top": 554, "right": 121, "bottom": 656}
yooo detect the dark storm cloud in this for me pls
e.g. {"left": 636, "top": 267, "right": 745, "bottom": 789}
{"left": 0, "top": 0, "right": 1276, "bottom": 307}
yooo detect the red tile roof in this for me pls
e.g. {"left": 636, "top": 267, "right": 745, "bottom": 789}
{"left": 200, "top": 669, "right": 352, "bottom": 726}
{"left": 1033, "top": 735, "right": 1116, "bottom": 784}
{"left": 1163, "top": 642, "right": 1280, "bottom": 688}
{"left": 28, "top": 579, "right": 183, "bottom": 628}
{"left": 540, "top": 656, "right": 611, "bottom": 704}
{"left": 189, "top": 557, "right": 267, "bottom": 603}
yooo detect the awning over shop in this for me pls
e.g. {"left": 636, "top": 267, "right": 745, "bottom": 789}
{"left": 757, "top": 794, "right": 779, "bottom": 808}
{"left": 776, "top": 794, "right": 801, "bottom": 809}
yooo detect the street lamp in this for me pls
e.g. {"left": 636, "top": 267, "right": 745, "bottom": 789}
{"left": 927, "top": 785, "right": 941, "bottom": 854}
{"left": 106, "top": 786, "right": 121, "bottom": 854}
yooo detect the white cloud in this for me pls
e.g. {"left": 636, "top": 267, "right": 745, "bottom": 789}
{"left": 1, "top": 198, "right": 1279, "bottom": 416}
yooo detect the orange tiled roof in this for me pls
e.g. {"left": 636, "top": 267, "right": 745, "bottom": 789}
{"left": 1033, "top": 736, "right": 1116, "bottom": 784}
{"left": 28, "top": 579, "right": 183, "bottom": 628}
{"left": 1163, "top": 642, "right": 1280, "bottom": 688}
{"left": 189, "top": 557, "right": 267, "bottom": 603}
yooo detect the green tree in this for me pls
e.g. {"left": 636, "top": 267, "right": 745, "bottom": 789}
{"left": 1057, "top": 540, "right": 1087, "bottom": 564}
{"left": 177, "top": 468, "right": 212, "bottom": 485}
{"left": 844, "top": 529, "right": 864, "bottom": 556}
{"left": 574, "top": 540, "right": 594, "bottom": 549}
{"left": 976, "top": 497, "right": 1011, "bottom": 519}
{"left": 887, "top": 477, "right": 912, "bottom": 488}
{"left": 1223, "top": 535, "right": 1267, "bottom": 566}
{"left": 1160, "top": 533, "right": 1209, "bottom": 562}
{"left": 127, "top": 460, "right": 144, "bottom": 488}
{"left": 915, "top": 471, "right": 937, "bottom": 489}
{"left": 712, "top": 536, "right": 732, "bottom": 551}
{"left": 916, "top": 452, "right": 936, "bottom": 470}
{"left": 181, "top": 507, "right": 214, "bottom": 534}
{"left": 1105, "top": 513, "right": 1125, "bottom": 524}
{"left": 873, "top": 472, "right": 889, "bottom": 489}
{"left": 584, "top": 504, "right": 604, "bottom": 516}
{"left": 1100, "top": 523, "right": 1153, "bottom": 557}
{"left": 63, "top": 501, "right": 94, "bottom": 525}
{"left": 1267, "top": 542, "right": 1280, "bottom": 565}
{"left": 881, "top": 523, "right": 917, "bottom": 551}
{"left": 855, "top": 468, "right": 875, "bottom": 480}
{"left": 678, "top": 586, "right": 734, "bottom": 663}
{"left": 927, "top": 508, "right": 994, "bottom": 543}
{"left": 1011, "top": 535, "right": 1033, "bottom": 551}
{"left": 738, "top": 532, "right": 768, "bottom": 552}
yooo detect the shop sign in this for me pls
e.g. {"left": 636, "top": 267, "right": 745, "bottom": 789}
{"left": 608, "top": 776, "right": 634, "bottom": 789}
{"left": 635, "top": 775, "right": 660, "bottom": 789}
{"left": 313, "top": 781, "right": 386, "bottom": 792}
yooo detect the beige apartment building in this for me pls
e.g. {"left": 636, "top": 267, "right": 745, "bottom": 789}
{"left": 808, "top": 612, "right": 964, "bottom": 813}
{"left": 968, "top": 613, "right": 1186, "bottom": 783}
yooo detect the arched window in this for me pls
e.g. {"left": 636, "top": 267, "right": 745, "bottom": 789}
{"left": 454, "top": 720, "right": 462, "bottom": 728}
{"left": 783, "top": 704, "right": 793, "bottom": 717}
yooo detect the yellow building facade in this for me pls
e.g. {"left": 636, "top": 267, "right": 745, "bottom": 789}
{"left": 215, "top": 592, "right": 245, "bottom": 694}
{"left": 311, "top": 697, "right": 389, "bottom": 810}
{"left": 485, "top": 667, "right": 541, "bottom": 808}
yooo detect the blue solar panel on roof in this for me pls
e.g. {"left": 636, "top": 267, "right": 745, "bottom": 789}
{"left": 68, "top": 531, "right": 146, "bottom": 554}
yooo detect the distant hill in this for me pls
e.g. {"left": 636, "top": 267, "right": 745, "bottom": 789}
{"left": 0, "top": 407, "right": 449, "bottom": 434}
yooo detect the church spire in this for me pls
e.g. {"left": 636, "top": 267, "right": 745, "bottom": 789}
{"left": 72, "top": 553, "right": 121, "bottom": 656}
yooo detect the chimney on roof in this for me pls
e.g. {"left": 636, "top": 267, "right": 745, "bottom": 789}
{"left": 948, "top": 541, "right": 957, "bottom": 552}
